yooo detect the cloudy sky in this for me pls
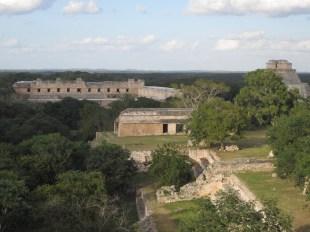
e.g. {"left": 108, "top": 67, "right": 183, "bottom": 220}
{"left": 1, "top": 0, "right": 310, "bottom": 71}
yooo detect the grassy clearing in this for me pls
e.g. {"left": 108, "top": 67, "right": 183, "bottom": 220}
{"left": 163, "top": 199, "right": 205, "bottom": 229}
{"left": 217, "top": 129, "right": 271, "bottom": 161}
{"left": 233, "top": 129, "right": 268, "bottom": 148}
{"left": 217, "top": 145, "right": 271, "bottom": 161}
{"left": 237, "top": 172, "right": 310, "bottom": 230}
{"left": 100, "top": 132, "right": 188, "bottom": 151}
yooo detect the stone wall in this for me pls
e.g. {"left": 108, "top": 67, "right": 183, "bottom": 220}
{"left": 118, "top": 123, "right": 163, "bottom": 137}
{"left": 213, "top": 159, "right": 274, "bottom": 175}
{"left": 139, "top": 86, "right": 178, "bottom": 101}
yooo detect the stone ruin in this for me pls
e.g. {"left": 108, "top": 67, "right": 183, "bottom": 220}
{"left": 156, "top": 156, "right": 273, "bottom": 211}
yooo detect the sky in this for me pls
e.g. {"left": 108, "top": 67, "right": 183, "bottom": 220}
{"left": 0, "top": 0, "right": 310, "bottom": 71}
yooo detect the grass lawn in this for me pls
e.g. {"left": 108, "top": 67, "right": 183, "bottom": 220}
{"left": 237, "top": 172, "right": 310, "bottom": 230}
{"left": 217, "top": 145, "right": 271, "bottom": 161}
{"left": 99, "top": 132, "right": 188, "bottom": 151}
{"left": 233, "top": 129, "right": 268, "bottom": 148}
{"left": 217, "top": 129, "right": 271, "bottom": 161}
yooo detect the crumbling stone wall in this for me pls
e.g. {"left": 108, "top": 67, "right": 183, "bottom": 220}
{"left": 136, "top": 189, "right": 157, "bottom": 232}
{"left": 156, "top": 158, "right": 273, "bottom": 205}
{"left": 212, "top": 159, "right": 274, "bottom": 175}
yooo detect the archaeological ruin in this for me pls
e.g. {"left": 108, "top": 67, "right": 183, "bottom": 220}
{"left": 266, "top": 60, "right": 310, "bottom": 98}
{"left": 114, "top": 108, "right": 193, "bottom": 137}
{"left": 13, "top": 78, "right": 177, "bottom": 106}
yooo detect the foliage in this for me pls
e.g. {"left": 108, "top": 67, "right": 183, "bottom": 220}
{"left": 188, "top": 98, "right": 245, "bottom": 148}
{"left": 43, "top": 98, "right": 83, "bottom": 129}
{"left": 149, "top": 144, "right": 193, "bottom": 189}
{"left": 0, "top": 171, "right": 29, "bottom": 232}
{"left": 33, "top": 171, "right": 131, "bottom": 232}
{"left": 181, "top": 190, "right": 292, "bottom": 232}
{"left": 235, "top": 69, "right": 297, "bottom": 127}
{"left": 78, "top": 102, "right": 111, "bottom": 140}
{"left": 17, "top": 133, "right": 82, "bottom": 189}
{"left": 86, "top": 143, "right": 136, "bottom": 195}
{"left": 108, "top": 95, "right": 161, "bottom": 122}
{"left": 268, "top": 102, "right": 310, "bottom": 196}
{"left": 175, "top": 79, "right": 230, "bottom": 109}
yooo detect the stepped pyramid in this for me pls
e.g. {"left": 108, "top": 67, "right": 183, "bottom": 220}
{"left": 266, "top": 60, "right": 310, "bottom": 98}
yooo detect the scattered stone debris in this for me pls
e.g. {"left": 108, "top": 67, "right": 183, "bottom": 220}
{"left": 272, "top": 173, "right": 277, "bottom": 178}
{"left": 268, "top": 150, "right": 275, "bottom": 158}
{"left": 219, "top": 145, "right": 240, "bottom": 152}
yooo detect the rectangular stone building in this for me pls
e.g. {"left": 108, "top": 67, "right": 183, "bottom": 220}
{"left": 114, "top": 108, "right": 193, "bottom": 137}
{"left": 13, "top": 78, "right": 177, "bottom": 106}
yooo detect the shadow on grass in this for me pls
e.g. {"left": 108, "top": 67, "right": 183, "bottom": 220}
{"left": 296, "top": 224, "right": 310, "bottom": 232}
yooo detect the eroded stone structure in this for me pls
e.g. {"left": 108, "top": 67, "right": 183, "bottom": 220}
{"left": 13, "top": 78, "right": 177, "bottom": 106}
{"left": 266, "top": 60, "right": 310, "bottom": 98}
{"left": 114, "top": 108, "right": 193, "bottom": 137}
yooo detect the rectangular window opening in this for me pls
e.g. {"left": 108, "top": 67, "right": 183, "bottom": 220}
{"left": 57, "top": 88, "right": 60, "bottom": 92}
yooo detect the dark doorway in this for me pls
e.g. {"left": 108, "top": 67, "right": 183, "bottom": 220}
{"left": 163, "top": 124, "right": 168, "bottom": 134}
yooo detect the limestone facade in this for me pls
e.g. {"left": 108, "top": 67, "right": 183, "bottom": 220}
{"left": 266, "top": 60, "right": 310, "bottom": 98}
{"left": 13, "top": 78, "right": 177, "bottom": 106}
{"left": 115, "top": 108, "right": 193, "bottom": 137}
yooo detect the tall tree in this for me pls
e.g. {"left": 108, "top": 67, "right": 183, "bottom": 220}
{"left": 176, "top": 79, "right": 230, "bottom": 109}
{"left": 17, "top": 134, "right": 76, "bottom": 189}
{"left": 188, "top": 98, "right": 245, "bottom": 149}
{"left": 35, "top": 171, "right": 116, "bottom": 232}
{"left": 268, "top": 102, "right": 310, "bottom": 196}
{"left": 86, "top": 143, "right": 136, "bottom": 195}
{"left": 149, "top": 144, "right": 193, "bottom": 189}
{"left": 235, "top": 69, "right": 297, "bottom": 126}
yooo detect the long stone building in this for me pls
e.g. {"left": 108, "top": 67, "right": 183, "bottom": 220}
{"left": 266, "top": 60, "right": 310, "bottom": 98}
{"left": 114, "top": 108, "right": 193, "bottom": 137}
{"left": 13, "top": 78, "right": 177, "bottom": 106}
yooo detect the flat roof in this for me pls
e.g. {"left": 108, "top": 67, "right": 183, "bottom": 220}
{"left": 119, "top": 108, "right": 193, "bottom": 117}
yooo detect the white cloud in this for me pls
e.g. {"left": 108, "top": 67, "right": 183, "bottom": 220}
{"left": 0, "top": 38, "right": 18, "bottom": 47}
{"left": 0, "top": 0, "right": 53, "bottom": 14}
{"left": 160, "top": 40, "right": 186, "bottom": 52}
{"left": 141, "top": 34, "right": 156, "bottom": 45}
{"left": 64, "top": 0, "right": 100, "bottom": 15}
{"left": 136, "top": 4, "right": 147, "bottom": 14}
{"left": 188, "top": 0, "right": 310, "bottom": 17}
{"left": 215, "top": 31, "right": 310, "bottom": 52}
{"left": 72, "top": 35, "right": 157, "bottom": 51}
{"left": 216, "top": 39, "right": 240, "bottom": 51}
